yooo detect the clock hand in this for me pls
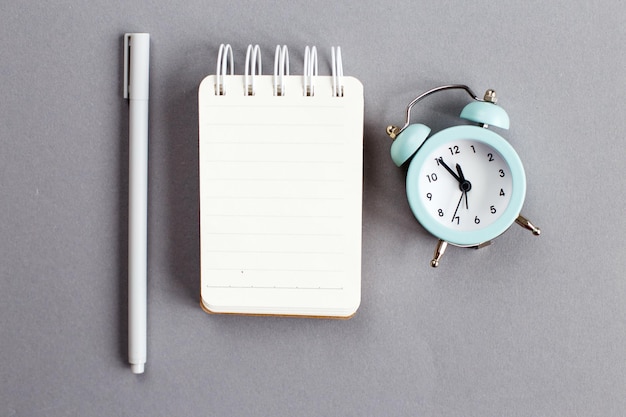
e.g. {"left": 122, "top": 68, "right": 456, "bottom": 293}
{"left": 451, "top": 192, "right": 463, "bottom": 223}
{"left": 439, "top": 157, "right": 472, "bottom": 211}
{"left": 455, "top": 163, "right": 466, "bottom": 182}
{"left": 456, "top": 164, "right": 470, "bottom": 209}
{"left": 437, "top": 157, "right": 461, "bottom": 183}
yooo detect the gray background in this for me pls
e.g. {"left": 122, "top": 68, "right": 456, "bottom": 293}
{"left": 2, "top": 1, "right": 625, "bottom": 416}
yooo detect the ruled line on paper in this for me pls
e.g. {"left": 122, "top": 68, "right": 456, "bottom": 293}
{"left": 205, "top": 285, "right": 344, "bottom": 290}
{"left": 204, "top": 140, "right": 346, "bottom": 145}
{"left": 201, "top": 103, "right": 346, "bottom": 110}
{"left": 204, "top": 122, "right": 344, "bottom": 128}
{"left": 203, "top": 197, "right": 345, "bottom": 203}
{"left": 202, "top": 178, "right": 344, "bottom": 183}
{"left": 204, "top": 249, "right": 344, "bottom": 255}
{"left": 204, "top": 267, "right": 344, "bottom": 273}
{"left": 205, "top": 231, "right": 342, "bottom": 237}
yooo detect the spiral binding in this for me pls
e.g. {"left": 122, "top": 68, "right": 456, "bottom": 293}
{"left": 215, "top": 44, "right": 234, "bottom": 96}
{"left": 214, "top": 44, "right": 345, "bottom": 97}
{"left": 273, "top": 45, "right": 289, "bottom": 96}
{"left": 244, "top": 44, "right": 262, "bottom": 96}
{"left": 331, "top": 46, "right": 343, "bottom": 97}
{"left": 303, "top": 46, "right": 318, "bottom": 97}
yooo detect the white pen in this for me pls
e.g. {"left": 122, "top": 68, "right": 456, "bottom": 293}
{"left": 123, "top": 33, "right": 150, "bottom": 374}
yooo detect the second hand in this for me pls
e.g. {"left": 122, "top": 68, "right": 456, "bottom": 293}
{"left": 451, "top": 192, "right": 463, "bottom": 223}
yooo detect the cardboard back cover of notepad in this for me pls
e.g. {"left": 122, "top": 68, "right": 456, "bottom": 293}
{"left": 199, "top": 72, "right": 363, "bottom": 318}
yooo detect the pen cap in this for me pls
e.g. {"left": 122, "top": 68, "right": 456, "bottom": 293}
{"left": 124, "top": 33, "right": 150, "bottom": 100}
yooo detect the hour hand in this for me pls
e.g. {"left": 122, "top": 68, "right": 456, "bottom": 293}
{"left": 456, "top": 163, "right": 470, "bottom": 209}
{"left": 456, "top": 163, "right": 466, "bottom": 182}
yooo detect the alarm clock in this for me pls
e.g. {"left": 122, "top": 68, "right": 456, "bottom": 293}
{"left": 387, "top": 85, "right": 540, "bottom": 267}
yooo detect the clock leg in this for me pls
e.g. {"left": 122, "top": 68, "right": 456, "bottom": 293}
{"left": 430, "top": 239, "right": 448, "bottom": 268}
{"left": 515, "top": 214, "right": 541, "bottom": 236}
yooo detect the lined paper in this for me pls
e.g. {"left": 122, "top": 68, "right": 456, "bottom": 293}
{"left": 199, "top": 75, "right": 363, "bottom": 317}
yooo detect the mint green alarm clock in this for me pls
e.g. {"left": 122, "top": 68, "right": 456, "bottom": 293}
{"left": 387, "top": 85, "right": 540, "bottom": 267}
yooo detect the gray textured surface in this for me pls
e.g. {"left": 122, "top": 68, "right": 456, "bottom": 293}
{"left": 2, "top": 1, "right": 625, "bottom": 416}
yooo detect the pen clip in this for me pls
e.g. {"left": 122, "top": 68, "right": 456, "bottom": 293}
{"left": 123, "top": 33, "right": 131, "bottom": 99}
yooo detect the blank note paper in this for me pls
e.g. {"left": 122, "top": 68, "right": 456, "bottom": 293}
{"left": 199, "top": 74, "right": 364, "bottom": 317}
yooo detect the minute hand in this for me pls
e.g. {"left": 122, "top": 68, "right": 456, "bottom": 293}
{"left": 437, "top": 157, "right": 462, "bottom": 183}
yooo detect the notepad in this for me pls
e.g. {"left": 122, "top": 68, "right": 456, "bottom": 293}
{"left": 199, "top": 45, "right": 364, "bottom": 317}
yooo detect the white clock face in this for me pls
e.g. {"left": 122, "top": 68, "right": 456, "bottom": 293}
{"left": 416, "top": 138, "right": 513, "bottom": 232}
